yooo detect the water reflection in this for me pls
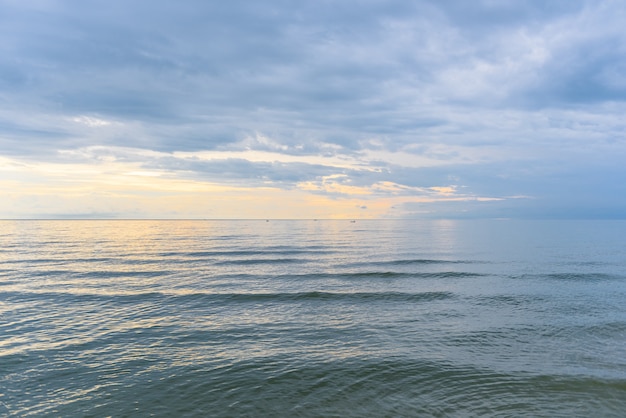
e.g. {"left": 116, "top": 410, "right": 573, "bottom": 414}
{"left": 1, "top": 220, "right": 625, "bottom": 416}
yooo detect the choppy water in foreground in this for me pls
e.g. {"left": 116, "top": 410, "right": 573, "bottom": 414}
{"left": 1, "top": 219, "right": 625, "bottom": 417}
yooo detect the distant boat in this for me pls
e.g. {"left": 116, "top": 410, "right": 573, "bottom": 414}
{"left": 350, "top": 220, "right": 356, "bottom": 223}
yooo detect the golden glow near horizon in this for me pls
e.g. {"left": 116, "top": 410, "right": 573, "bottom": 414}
{"left": 0, "top": 147, "right": 508, "bottom": 219}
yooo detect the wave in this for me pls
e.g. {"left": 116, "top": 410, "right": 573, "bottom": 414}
{"left": 473, "top": 294, "right": 550, "bottom": 307}
{"left": 515, "top": 272, "right": 625, "bottom": 282}
{"left": 1, "top": 289, "right": 455, "bottom": 304}
{"left": 0, "top": 290, "right": 167, "bottom": 304}
{"left": 1, "top": 258, "right": 72, "bottom": 264}
{"left": 160, "top": 249, "right": 335, "bottom": 258}
{"left": 276, "top": 271, "right": 487, "bottom": 279}
{"left": 209, "top": 271, "right": 486, "bottom": 279}
{"left": 214, "top": 258, "right": 303, "bottom": 265}
{"left": 544, "top": 272, "right": 625, "bottom": 281}
{"left": 210, "top": 290, "right": 455, "bottom": 303}
{"left": 330, "top": 271, "right": 485, "bottom": 279}
{"left": 75, "top": 270, "right": 172, "bottom": 278}
{"left": 344, "top": 258, "right": 486, "bottom": 267}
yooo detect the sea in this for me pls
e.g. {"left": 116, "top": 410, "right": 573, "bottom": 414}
{"left": 1, "top": 219, "right": 625, "bottom": 417}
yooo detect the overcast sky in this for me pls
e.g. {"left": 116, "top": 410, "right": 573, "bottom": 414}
{"left": 2, "top": 0, "right": 626, "bottom": 219}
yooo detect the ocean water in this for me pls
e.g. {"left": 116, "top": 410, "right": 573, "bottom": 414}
{"left": 1, "top": 219, "right": 625, "bottom": 417}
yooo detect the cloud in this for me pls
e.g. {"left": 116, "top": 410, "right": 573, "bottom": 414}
{"left": 2, "top": 0, "right": 626, "bottom": 218}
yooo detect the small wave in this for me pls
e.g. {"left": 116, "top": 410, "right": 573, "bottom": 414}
{"left": 60, "top": 257, "right": 114, "bottom": 263}
{"left": 75, "top": 270, "right": 172, "bottom": 278}
{"left": 474, "top": 294, "right": 549, "bottom": 307}
{"left": 0, "top": 289, "right": 455, "bottom": 305}
{"left": 182, "top": 290, "right": 455, "bottom": 303}
{"left": 330, "top": 271, "right": 485, "bottom": 279}
{"left": 317, "top": 271, "right": 413, "bottom": 279}
{"left": 1, "top": 258, "right": 68, "bottom": 264}
{"left": 160, "top": 249, "right": 334, "bottom": 258}
{"left": 562, "top": 261, "right": 609, "bottom": 267}
{"left": 545, "top": 272, "right": 624, "bottom": 281}
{"left": 541, "top": 321, "right": 626, "bottom": 340}
{"left": 516, "top": 273, "right": 624, "bottom": 282}
{"left": 0, "top": 288, "right": 142, "bottom": 303}
{"left": 345, "top": 259, "right": 484, "bottom": 267}
{"left": 214, "top": 258, "right": 303, "bottom": 265}
{"left": 18, "top": 269, "right": 74, "bottom": 277}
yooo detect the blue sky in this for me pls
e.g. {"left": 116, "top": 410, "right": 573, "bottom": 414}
{"left": 1, "top": 0, "right": 625, "bottom": 219}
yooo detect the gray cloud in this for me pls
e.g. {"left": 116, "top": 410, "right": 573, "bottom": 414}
{"left": 2, "top": 0, "right": 626, "bottom": 218}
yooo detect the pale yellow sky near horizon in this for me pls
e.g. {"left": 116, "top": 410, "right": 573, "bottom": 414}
{"left": 0, "top": 151, "right": 501, "bottom": 219}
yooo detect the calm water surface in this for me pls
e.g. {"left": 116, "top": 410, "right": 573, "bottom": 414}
{"left": 1, "top": 220, "right": 625, "bottom": 417}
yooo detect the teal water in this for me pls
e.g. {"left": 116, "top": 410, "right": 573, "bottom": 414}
{"left": 1, "top": 220, "right": 625, "bottom": 417}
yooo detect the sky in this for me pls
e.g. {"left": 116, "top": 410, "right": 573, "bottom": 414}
{"left": 1, "top": 0, "right": 626, "bottom": 219}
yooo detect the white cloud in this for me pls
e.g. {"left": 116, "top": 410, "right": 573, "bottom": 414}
{"left": 71, "top": 115, "right": 112, "bottom": 127}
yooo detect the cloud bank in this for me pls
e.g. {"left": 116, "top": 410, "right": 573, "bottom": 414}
{"left": 2, "top": 0, "right": 626, "bottom": 218}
